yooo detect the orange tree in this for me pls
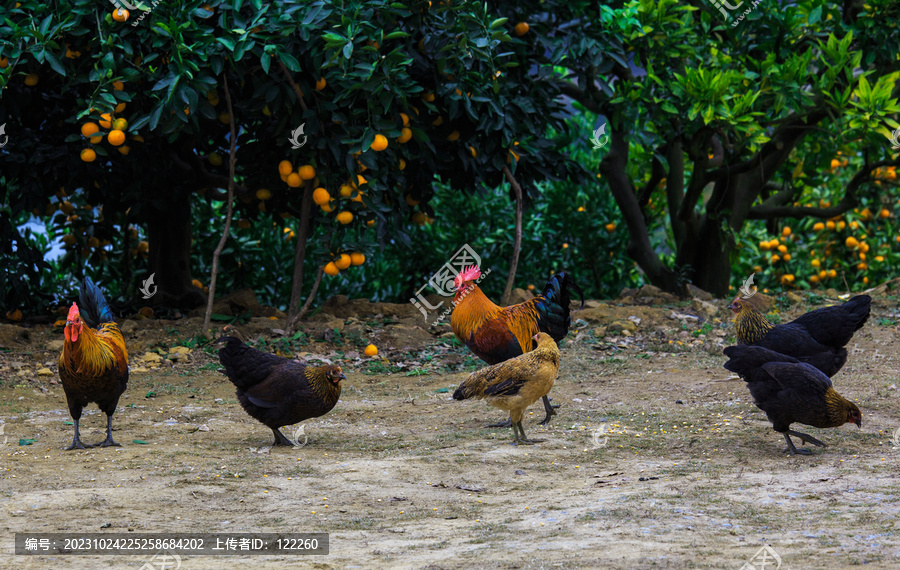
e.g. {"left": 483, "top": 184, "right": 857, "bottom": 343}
{"left": 0, "top": 0, "right": 586, "bottom": 316}
{"left": 498, "top": 0, "right": 900, "bottom": 295}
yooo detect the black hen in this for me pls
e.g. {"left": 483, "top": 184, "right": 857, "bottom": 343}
{"left": 728, "top": 294, "right": 871, "bottom": 376}
{"left": 218, "top": 337, "right": 345, "bottom": 446}
{"left": 723, "top": 345, "right": 862, "bottom": 455}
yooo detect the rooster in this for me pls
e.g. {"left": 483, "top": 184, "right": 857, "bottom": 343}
{"left": 58, "top": 277, "right": 129, "bottom": 450}
{"left": 451, "top": 265, "right": 583, "bottom": 426}
{"left": 728, "top": 289, "right": 871, "bottom": 377}
{"left": 454, "top": 333, "right": 560, "bottom": 445}
{"left": 723, "top": 345, "right": 861, "bottom": 455}
{"left": 218, "top": 337, "right": 345, "bottom": 446}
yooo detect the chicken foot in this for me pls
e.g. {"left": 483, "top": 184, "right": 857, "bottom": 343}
{"left": 65, "top": 418, "right": 90, "bottom": 451}
{"left": 511, "top": 421, "right": 544, "bottom": 445}
{"left": 781, "top": 430, "right": 827, "bottom": 455}
{"left": 95, "top": 415, "right": 121, "bottom": 448}
{"left": 487, "top": 396, "right": 559, "bottom": 428}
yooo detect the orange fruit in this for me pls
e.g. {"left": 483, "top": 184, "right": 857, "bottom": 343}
{"left": 371, "top": 134, "right": 388, "bottom": 151}
{"left": 399, "top": 159, "right": 406, "bottom": 171}
{"left": 514, "top": 22, "right": 530, "bottom": 36}
{"left": 107, "top": 129, "right": 126, "bottom": 146}
{"left": 315, "top": 77, "right": 327, "bottom": 91}
{"left": 605, "top": 223, "right": 616, "bottom": 232}
{"left": 350, "top": 252, "right": 366, "bottom": 266}
{"left": 80, "top": 148, "right": 97, "bottom": 163}
{"left": 422, "top": 92, "right": 435, "bottom": 102}
{"left": 367, "top": 219, "right": 375, "bottom": 227}
{"left": 810, "top": 275, "right": 819, "bottom": 284}
{"left": 880, "top": 208, "right": 891, "bottom": 218}
{"left": 412, "top": 212, "right": 428, "bottom": 225}
{"left": 117, "top": 145, "right": 131, "bottom": 155}
{"left": 115, "top": 102, "right": 126, "bottom": 113}
{"left": 837, "top": 220, "right": 846, "bottom": 231}
{"left": 0, "top": 57, "right": 8, "bottom": 68}
{"left": 783, "top": 253, "right": 791, "bottom": 261}
{"left": 320, "top": 201, "right": 334, "bottom": 213}
{"left": 298, "top": 165, "right": 316, "bottom": 180}
{"left": 400, "top": 113, "right": 410, "bottom": 127}
{"left": 112, "top": 118, "right": 128, "bottom": 131}
{"left": 357, "top": 174, "right": 367, "bottom": 186}
{"left": 336, "top": 211, "right": 354, "bottom": 225}
{"left": 219, "top": 112, "right": 230, "bottom": 124}
{"left": 469, "top": 146, "right": 477, "bottom": 157}
{"left": 208, "top": 91, "right": 220, "bottom": 106}
{"left": 825, "top": 220, "right": 835, "bottom": 230}
{"left": 335, "top": 253, "right": 352, "bottom": 270}
{"left": 812, "top": 222, "right": 825, "bottom": 231}
{"left": 112, "top": 80, "right": 124, "bottom": 91}
{"left": 770, "top": 254, "right": 780, "bottom": 263}
{"left": 562, "top": 243, "right": 569, "bottom": 249}
{"left": 278, "top": 160, "right": 293, "bottom": 176}
{"left": 845, "top": 236, "right": 859, "bottom": 248}
{"left": 431, "top": 116, "right": 444, "bottom": 126}
{"left": 405, "top": 194, "right": 420, "bottom": 206}
{"left": 364, "top": 344, "right": 378, "bottom": 357}
{"left": 313, "top": 188, "right": 331, "bottom": 205}
{"left": 447, "top": 130, "right": 460, "bottom": 141}
{"left": 81, "top": 122, "right": 100, "bottom": 138}
{"left": 6, "top": 309, "right": 23, "bottom": 322}
{"left": 324, "top": 262, "right": 340, "bottom": 276}
{"left": 256, "top": 189, "right": 272, "bottom": 200}
{"left": 781, "top": 226, "right": 791, "bottom": 237}
{"left": 828, "top": 269, "right": 837, "bottom": 278}
{"left": 859, "top": 241, "right": 869, "bottom": 253}
{"left": 112, "top": 8, "right": 129, "bottom": 22}
{"left": 811, "top": 259, "right": 821, "bottom": 268}
{"left": 398, "top": 128, "right": 413, "bottom": 143}
{"left": 286, "top": 173, "right": 302, "bottom": 188}
{"left": 24, "top": 73, "right": 39, "bottom": 86}
{"left": 208, "top": 153, "right": 223, "bottom": 166}
{"left": 99, "top": 113, "right": 113, "bottom": 129}
{"left": 339, "top": 184, "right": 354, "bottom": 198}
{"left": 777, "top": 244, "right": 787, "bottom": 254}
{"left": 137, "top": 241, "right": 149, "bottom": 253}
{"left": 830, "top": 158, "right": 840, "bottom": 169}
{"left": 857, "top": 262, "right": 867, "bottom": 270}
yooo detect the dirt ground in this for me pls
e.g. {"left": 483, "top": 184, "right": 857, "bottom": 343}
{"left": 1, "top": 291, "right": 899, "bottom": 569}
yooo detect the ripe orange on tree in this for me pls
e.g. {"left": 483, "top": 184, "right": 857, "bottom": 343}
{"left": 324, "top": 262, "right": 340, "bottom": 276}
{"left": 298, "top": 165, "right": 316, "bottom": 180}
{"left": 286, "top": 173, "right": 302, "bottom": 188}
{"left": 371, "top": 134, "right": 388, "bottom": 151}
{"left": 398, "top": 128, "right": 413, "bottom": 143}
{"left": 335, "top": 253, "right": 352, "bottom": 270}
{"left": 81, "top": 122, "right": 100, "bottom": 138}
{"left": 350, "top": 252, "right": 365, "bottom": 266}
{"left": 112, "top": 8, "right": 129, "bottom": 22}
{"left": 80, "top": 148, "right": 97, "bottom": 163}
{"left": 112, "top": 118, "right": 128, "bottom": 131}
{"left": 278, "top": 160, "right": 293, "bottom": 176}
{"left": 99, "top": 113, "right": 113, "bottom": 129}
{"left": 25, "top": 73, "right": 39, "bottom": 86}
{"left": 313, "top": 188, "right": 331, "bottom": 205}
{"left": 336, "top": 211, "right": 354, "bottom": 225}
{"left": 514, "top": 22, "right": 530, "bottom": 36}
{"left": 107, "top": 129, "right": 126, "bottom": 146}
{"left": 400, "top": 113, "right": 410, "bottom": 127}
{"left": 315, "top": 78, "right": 327, "bottom": 91}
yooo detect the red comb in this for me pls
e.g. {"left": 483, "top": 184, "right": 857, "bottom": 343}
{"left": 67, "top": 303, "right": 80, "bottom": 321}
{"left": 458, "top": 265, "right": 481, "bottom": 282}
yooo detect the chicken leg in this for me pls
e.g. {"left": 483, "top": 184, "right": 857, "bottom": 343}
{"left": 511, "top": 421, "right": 544, "bottom": 445}
{"left": 96, "top": 414, "right": 121, "bottom": 447}
{"left": 65, "top": 418, "right": 90, "bottom": 451}
{"left": 271, "top": 427, "right": 294, "bottom": 446}
{"left": 782, "top": 430, "right": 827, "bottom": 455}
{"left": 487, "top": 396, "right": 558, "bottom": 428}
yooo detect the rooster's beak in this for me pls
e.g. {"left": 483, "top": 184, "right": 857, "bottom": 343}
{"left": 855, "top": 418, "right": 862, "bottom": 428}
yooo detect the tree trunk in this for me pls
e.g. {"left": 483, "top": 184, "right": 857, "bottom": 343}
{"left": 683, "top": 217, "right": 733, "bottom": 296}
{"left": 146, "top": 191, "right": 204, "bottom": 309}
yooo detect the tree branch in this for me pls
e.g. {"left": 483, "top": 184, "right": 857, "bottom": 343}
{"left": 202, "top": 79, "right": 238, "bottom": 337}
{"left": 501, "top": 164, "right": 524, "bottom": 306}
{"left": 279, "top": 60, "right": 309, "bottom": 113}
{"left": 286, "top": 180, "right": 315, "bottom": 332}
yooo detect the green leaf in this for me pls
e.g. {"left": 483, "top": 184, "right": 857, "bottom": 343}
{"left": 278, "top": 52, "right": 301, "bottom": 72}
{"left": 217, "top": 37, "right": 236, "bottom": 51}
{"left": 44, "top": 51, "right": 66, "bottom": 77}
{"left": 132, "top": 440, "right": 149, "bottom": 445}
{"left": 807, "top": 6, "right": 822, "bottom": 25}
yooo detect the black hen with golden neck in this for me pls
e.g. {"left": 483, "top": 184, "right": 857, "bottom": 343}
{"left": 728, "top": 294, "right": 871, "bottom": 377}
